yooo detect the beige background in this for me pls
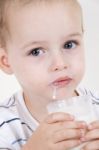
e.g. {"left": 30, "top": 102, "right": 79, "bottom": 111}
{"left": 0, "top": 0, "right": 99, "bottom": 101}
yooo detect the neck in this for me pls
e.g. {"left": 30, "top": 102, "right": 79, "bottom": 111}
{"left": 23, "top": 93, "right": 48, "bottom": 123}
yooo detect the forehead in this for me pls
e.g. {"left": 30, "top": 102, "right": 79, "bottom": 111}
{"left": 6, "top": 1, "right": 82, "bottom": 45}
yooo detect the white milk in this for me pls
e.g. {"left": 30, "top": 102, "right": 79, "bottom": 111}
{"left": 47, "top": 95, "right": 97, "bottom": 150}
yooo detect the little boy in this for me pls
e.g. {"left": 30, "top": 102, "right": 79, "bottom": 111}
{"left": 0, "top": 0, "right": 99, "bottom": 150}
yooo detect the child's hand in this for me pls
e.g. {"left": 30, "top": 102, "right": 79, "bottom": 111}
{"left": 22, "top": 112, "right": 87, "bottom": 150}
{"left": 82, "top": 120, "right": 99, "bottom": 150}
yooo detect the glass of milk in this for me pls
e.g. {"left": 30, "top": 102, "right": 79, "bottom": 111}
{"left": 47, "top": 91, "right": 97, "bottom": 150}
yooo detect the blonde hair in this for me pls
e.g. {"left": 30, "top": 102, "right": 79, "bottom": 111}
{"left": 0, "top": 0, "right": 82, "bottom": 47}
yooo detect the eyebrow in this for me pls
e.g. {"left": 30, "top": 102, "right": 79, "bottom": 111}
{"left": 21, "top": 41, "right": 47, "bottom": 50}
{"left": 21, "top": 32, "right": 83, "bottom": 49}
{"left": 67, "top": 32, "right": 83, "bottom": 38}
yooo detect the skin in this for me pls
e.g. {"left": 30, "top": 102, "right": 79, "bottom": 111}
{"left": 1, "top": 1, "right": 99, "bottom": 150}
{"left": 0, "top": 1, "right": 85, "bottom": 121}
{"left": 81, "top": 121, "right": 99, "bottom": 150}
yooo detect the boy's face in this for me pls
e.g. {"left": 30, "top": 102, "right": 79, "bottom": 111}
{"left": 2, "top": 2, "right": 85, "bottom": 101}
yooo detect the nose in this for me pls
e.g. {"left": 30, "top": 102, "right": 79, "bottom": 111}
{"left": 50, "top": 52, "right": 68, "bottom": 72}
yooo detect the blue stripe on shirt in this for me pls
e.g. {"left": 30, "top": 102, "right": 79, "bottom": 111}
{"left": 0, "top": 117, "right": 33, "bottom": 134}
{"left": 12, "top": 138, "right": 27, "bottom": 145}
{"left": 0, "top": 148, "right": 12, "bottom": 150}
{"left": 0, "top": 118, "right": 20, "bottom": 127}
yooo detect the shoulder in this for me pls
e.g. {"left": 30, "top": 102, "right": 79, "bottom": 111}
{"left": 0, "top": 90, "right": 27, "bottom": 133}
{"left": 0, "top": 91, "right": 31, "bottom": 149}
{"left": 0, "top": 91, "right": 22, "bottom": 117}
{"left": 0, "top": 93, "right": 17, "bottom": 117}
{"left": 77, "top": 85, "right": 99, "bottom": 103}
{"left": 0, "top": 91, "right": 23, "bottom": 128}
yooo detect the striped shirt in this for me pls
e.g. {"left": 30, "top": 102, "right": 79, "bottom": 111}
{"left": 0, "top": 87, "right": 99, "bottom": 150}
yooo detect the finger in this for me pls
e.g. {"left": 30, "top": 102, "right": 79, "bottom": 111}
{"left": 54, "top": 139, "right": 81, "bottom": 150}
{"left": 54, "top": 121, "right": 87, "bottom": 130}
{"left": 50, "top": 121, "right": 87, "bottom": 134}
{"left": 53, "top": 129, "right": 85, "bottom": 143}
{"left": 82, "top": 140, "right": 99, "bottom": 150}
{"left": 41, "top": 120, "right": 87, "bottom": 139}
{"left": 45, "top": 112, "right": 74, "bottom": 124}
{"left": 85, "top": 129, "right": 99, "bottom": 141}
{"left": 88, "top": 121, "right": 99, "bottom": 130}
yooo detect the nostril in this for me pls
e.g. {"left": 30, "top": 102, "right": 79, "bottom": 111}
{"left": 54, "top": 67, "right": 59, "bottom": 71}
{"left": 50, "top": 54, "right": 68, "bottom": 72}
{"left": 54, "top": 64, "right": 67, "bottom": 72}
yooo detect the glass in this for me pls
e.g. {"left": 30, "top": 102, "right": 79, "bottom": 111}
{"left": 47, "top": 95, "right": 97, "bottom": 150}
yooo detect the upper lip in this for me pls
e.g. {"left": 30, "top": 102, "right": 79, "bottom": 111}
{"left": 50, "top": 76, "right": 72, "bottom": 85}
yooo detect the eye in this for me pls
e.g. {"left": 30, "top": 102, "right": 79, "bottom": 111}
{"left": 64, "top": 41, "right": 78, "bottom": 49}
{"left": 29, "top": 48, "right": 44, "bottom": 56}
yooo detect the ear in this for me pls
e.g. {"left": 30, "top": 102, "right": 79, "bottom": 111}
{"left": 0, "top": 47, "right": 13, "bottom": 74}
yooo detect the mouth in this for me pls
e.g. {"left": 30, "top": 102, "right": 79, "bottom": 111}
{"left": 51, "top": 76, "right": 73, "bottom": 88}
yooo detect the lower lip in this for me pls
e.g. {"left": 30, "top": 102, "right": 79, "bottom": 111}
{"left": 53, "top": 79, "right": 72, "bottom": 88}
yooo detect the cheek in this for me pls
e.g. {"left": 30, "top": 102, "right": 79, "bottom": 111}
{"left": 22, "top": 74, "right": 48, "bottom": 97}
{"left": 19, "top": 65, "right": 47, "bottom": 88}
{"left": 75, "top": 61, "right": 85, "bottom": 81}
{"left": 72, "top": 55, "right": 85, "bottom": 78}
